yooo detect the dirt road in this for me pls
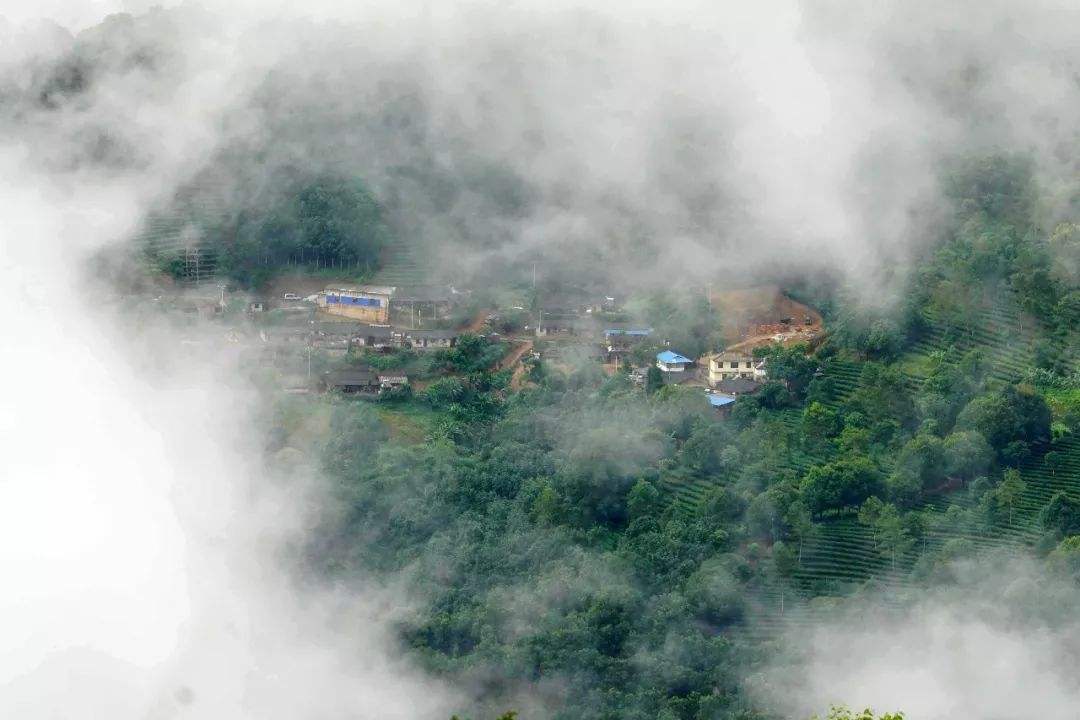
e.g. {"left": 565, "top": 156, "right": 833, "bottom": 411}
{"left": 709, "top": 285, "right": 823, "bottom": 352}
{"left": 725, "top": 326, "right": 822, "bottom": 353}
{"left": 496, "top": 339, "right": 533, "bottom": 371}
{"left": 267, "top": 272, "right": 357, "bottom": 302}
{"left": 464, "top": 309, "right": 491, "bottom": 334}
{"left": 494, "top": 339, "right": 534, "bottom": 389}
{"left": 510, "top": 360, "right": 532, "bottom": 390}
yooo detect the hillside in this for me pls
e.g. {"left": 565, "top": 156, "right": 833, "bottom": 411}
{"left": 669, "top": 286, "right": 1078, "bottom": 638}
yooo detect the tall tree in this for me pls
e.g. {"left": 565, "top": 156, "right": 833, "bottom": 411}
{"left": 993, "top": 469, "right": 1027, "bottom": 526}
{"left": 771, "top": 541, "right": 798, "bottom": 615}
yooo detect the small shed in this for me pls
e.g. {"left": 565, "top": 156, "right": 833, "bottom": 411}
{"left": 706, "top": 392, "right": 736, "bottom": 417}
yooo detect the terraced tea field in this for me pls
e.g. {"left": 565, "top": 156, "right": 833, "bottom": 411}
{"left": 134, "top": 172, "right": 233, "bottom": 283}
{"left": 900, "top": 302, "right": 1037, "bottom": 385}
{"left": 372, "top": 236, "right": 434, "bottom": 286}
{"left": 701, "top": 297, "right": 1080, "bottom": 638}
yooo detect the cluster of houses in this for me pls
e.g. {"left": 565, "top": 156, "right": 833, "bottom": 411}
{"left": 599, "top": 324, "right": 767, "bottom": 414}
{"left": 653, "top": 346, "right": 764, "bottom": 386}
{"left": 281, "top": 282, "right": 781, "bottom": 413}
{"left": 532, "top": 292, "right": 626, "bottom": 337}
{"left": 247, "top": 283, "right": 471, "bottom": 399}
{"left": 309, "top": 322, "right": 459, "bottom": 355}
{"left": 262, "top": 321, "right": 460, "bottom": 354}
{"left": 649, "top": 346, "right": 769, "bottom": 415}
{"left": 267, "top": 321, "right": 461, "bottom": 396}
{"left": 253, "top": 287, "right": 464, "bottom": 397}
{"left": 533, "top": 303, "right": 771, "bottom": 414}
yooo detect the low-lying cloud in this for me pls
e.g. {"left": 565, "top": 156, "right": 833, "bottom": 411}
{"left": 752, "top": 556, "right": 1080, "bottom": 719}
{"left": 0, "top": 139, "right": 461, "bottom": 719}
{"left": 9, "top": 0, "right": 1076, "bottom": 297}
{"left": 0, "top": 5, "right": 460, "bottom": 717}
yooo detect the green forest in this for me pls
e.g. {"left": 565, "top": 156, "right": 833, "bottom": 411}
{"left": 151, "top": 174, "right": 392, "bottom": 288}
{"left": 256, "top": 154, "right": 1080, "bottom": 719}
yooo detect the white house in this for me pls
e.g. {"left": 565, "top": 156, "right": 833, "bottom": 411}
{"left": 656, "top": 350, "right": 692, "bottom": 373}
{"left": 708, "top": 350, "right": 767, "bottom": 386}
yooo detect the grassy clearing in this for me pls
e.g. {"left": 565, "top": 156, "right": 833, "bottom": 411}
{"left": 897, "top": 351, "right": 937, "bottom": 379}
{"left": 377, "top": 404, "right": 441, "bottom": 444}
{"left": 1044, "top": 387, "right": 1080, "bottom": 421}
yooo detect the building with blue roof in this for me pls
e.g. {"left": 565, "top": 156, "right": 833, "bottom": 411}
{"left": 706, "top": 393, "right": 736, "bottom": 408}
{"left": 656, "top": 350, "right": 692, "bottom": 372}
{"left": 706, "top": 392, "right": 737, "bottom": 416}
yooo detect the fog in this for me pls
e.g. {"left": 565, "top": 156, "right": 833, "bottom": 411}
{"left": 1, "top": 0, "right": 1078, "bottom": 718}
{"left": 0, "top": 3, "right": 457, "bottom": 717}
{"left": 13, "top": 0, "right": 1073, "bottom": 296}
{"left": 184, "top": 0, "right": 1076, "bottom": 299}
{"left": 752, "top": 556, "right": 1080, "bottom": 719}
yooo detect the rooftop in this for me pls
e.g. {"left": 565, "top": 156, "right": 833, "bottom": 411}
{"left": 324, "top": 284, "right": 397, "bottom": 296}
{"left": 715, "top": 377, "right": 761, "bottom": 395}
{"left": 326, "top": 368, "right": 377, "bottom": 385}
{"left": 714, "top": 349, "right": 754, "bottom": 362}
{"left": 657, "top": 350, "right": 692, "bottom": 364}
{"left": 357, "top": 324, "right": 394, "bottom": 338}
{"left": 539, "top": 306, "right": 581, "bottom": 317}
{"left": 706, "top": 393, "right": 736, "bottom": 408}
{"left": 407, "top": 328, "right": 459, "bottom": 340}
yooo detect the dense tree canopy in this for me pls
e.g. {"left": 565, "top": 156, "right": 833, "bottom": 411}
{"left": 801, "top": 457, "right": 884, "bottom": 515}
{"left": 222, "top": 176, "right": 390, "bottom": 286}
{"left": 955, "top": 384, "right": 1051, "bottom": 463}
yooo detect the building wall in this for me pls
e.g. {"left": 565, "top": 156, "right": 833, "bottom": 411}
{"left": 317, "top": 291, "right": 390, "bottom": 323}
{"left": 708, "top": 358, "right": 766, "bottom": 386}
{"left": 411, "top": 337, "right": 453, "bottom": 350}
{"left": 657, "top": 360, "right": 686, "bottom": 372}
{"left": 714, "top": 403, "right": 734, "bottom": 419}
